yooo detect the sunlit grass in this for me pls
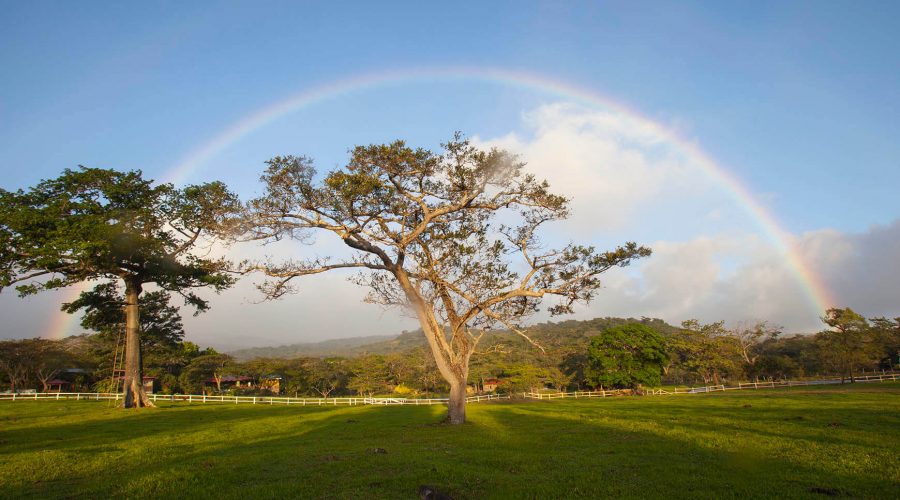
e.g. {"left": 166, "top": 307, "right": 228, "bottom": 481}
{"left": 1, "top": 383, "right": 898, "bottom": 498}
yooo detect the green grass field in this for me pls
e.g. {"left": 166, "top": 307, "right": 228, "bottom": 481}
{"left": 1, "top": 384, "right": 898, "bottom": 499}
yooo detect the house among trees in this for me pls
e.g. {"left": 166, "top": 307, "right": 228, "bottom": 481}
{"left": 204, "top": 375, "right": 283, "bottom": 393}
{"left": 482, "top": 378, "right": 501, "bottom": 392}
{"left": 257, "top": 375, "right": 282, "bottom": 394}
{"left": 46, "top": 379, "right": 70, "bottom": 392}
{"left": 205, "top": 375, "right": 254, "bottom": 391}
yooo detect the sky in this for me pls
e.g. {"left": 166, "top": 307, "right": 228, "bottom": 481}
{"left": 1, "top": 1, "right": 898, "bottom": 349}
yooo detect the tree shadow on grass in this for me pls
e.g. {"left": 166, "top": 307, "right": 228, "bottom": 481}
{"left": 3, "top": 400, "right": 898, "bottom": 499}
{"left": 519, "top": 396, "right": 900, "bottom": 451}
{"left": 0, "top": 401, "right": 359, "bottom": 456}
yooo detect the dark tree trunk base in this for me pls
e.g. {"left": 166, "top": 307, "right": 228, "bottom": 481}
{"left": 123, "top": 378, "right": 154, "bottom": 408}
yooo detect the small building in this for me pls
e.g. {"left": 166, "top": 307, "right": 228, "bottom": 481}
{"left": 205, "top": 375, "right": 254, "bottom": 391}
{"left": 258, "top": 375, "right": 283, "bottom": 394}
{"left": 482, "top": 378, "right": 501, "bottom": 392}
{"left": 46, "top": 379, "right": 71, "bottom": 392}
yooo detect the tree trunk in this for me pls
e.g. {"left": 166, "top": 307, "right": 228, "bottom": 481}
{"left": 448, "top": 380, "right": 467, "bottom": 425}
{"left": 394, "top": 270, "right": 473, "bottom": 424}
{"left": 123, "top": 280, "right": 153, "bottom": 408}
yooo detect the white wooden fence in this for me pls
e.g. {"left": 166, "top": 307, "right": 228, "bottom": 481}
{"left": 524, "top": 371, "right": 900, "bottom": 400}
{"left": 0, "top": 391, "right": 510, "bottom": 406}
{"left": 3, "top": 372, "right": 896, "bottom": 405}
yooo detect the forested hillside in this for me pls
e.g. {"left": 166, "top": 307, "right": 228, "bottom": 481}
{"left": 229, "top": 317, "right": 679, "bottom": 361}
{"left": 228, "top": 335, "right": 396, "bottom": 361}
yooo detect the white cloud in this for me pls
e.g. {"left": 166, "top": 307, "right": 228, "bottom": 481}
{"left": 799, "top": 220, "right": 900, "bottom": 317}
{"left": 474, "top": 103, "right": 715, "bottom": 235}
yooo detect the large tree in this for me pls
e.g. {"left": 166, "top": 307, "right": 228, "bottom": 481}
{"left": 672, "top": 320, "right": 743, "bottom": 385}
{"left": 818, "top": 307, "right": 873, "bottom": 383}
{"left": 0, "top": 339, "right": 36, "bottom": 391}
{"left": 0, "top": 167, "right": 239, "bottom": 407}
{"left": 242, "top": 135, "right": 651, "bottom": 423}
{"left": 726, "top": 321, "right": 781, "bottom": 381}
{"left": 869, "top": 316, "right": 900, "bottom": 370}
{"left": 584, "top": 323, "right": 667, "bottom": 389}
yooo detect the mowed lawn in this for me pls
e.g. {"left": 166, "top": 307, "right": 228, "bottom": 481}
{"left": 1, "top": 384, "right": 898, "bottom": 499}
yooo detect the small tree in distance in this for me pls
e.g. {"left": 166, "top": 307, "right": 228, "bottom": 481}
{"left": 0, "top": 168, "right": 240, "bottom": 407}
{"left": 242, "top": 135, "right": 651, "bottom": 424}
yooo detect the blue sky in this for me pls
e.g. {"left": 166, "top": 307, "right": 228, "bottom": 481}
{"left": 2, "top": 2, "right": 898, "bottom": 347}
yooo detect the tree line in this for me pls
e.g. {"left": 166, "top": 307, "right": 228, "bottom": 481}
{"left": 2, "top": 310, "right": 896, "bottom": 396}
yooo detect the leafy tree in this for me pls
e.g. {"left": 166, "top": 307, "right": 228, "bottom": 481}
{"left": 63, "top": 283, "right": 186, "bottom": 349}
{"left": 672, "top": 320, "right": 743, "bottom": 385}
{"left": 584, "top": 323, "right": 667, "bottom": 389}
{"left": 0, "top": 339, "right": 35, "bottom": 391}
{"left": 180, "top": 353, "right": 232, "bottom": 393}
{"left": 61, "top": 283, "right": 198, "bottom": 378}
{"left": 543, "top": 366, "right": 573, "bottom": 391}
{"left": 869, "top": 316, "right": 900, "bottom": 370}
{"left": 755, "top": 353, "right": 801, "bottom": 380}
{"left": 347, "top": 355, "right": 390, "bottom": 396}
{"left": 560, "top": 351, "right": 590, "bottom": 389}
{"left": 305, "top": 357, "right": 349, "bottom": 397}
{"left": 727, "top": 321, "right": 781, "bottom": 381}
{"left": 31, "top": 339, "right": 78, "bottom": 392}
{"left": 817, "top": 308, "right": 873, "bottom": 383}
{"left": 0, "top": 168, "right": 239, "bottom": 407}
{"left": 501, "top": 363, "right": 548, "bottom": 393}
{"left": 241, "top": 135, "right": 650, "bottom": 423}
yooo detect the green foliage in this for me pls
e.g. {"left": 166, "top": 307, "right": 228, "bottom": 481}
{"left": 870, "top": 316, "right": 900, "bottom": 369}
{"left": 668, "top": 320, "right": 743, "bottom": 384}
{"left": 0, "top": 168, "right": 239, "bottom": 301}
{"left": 816, "top": 308, "right": 877, "bottom": 381}
{"left": 347, "top": 355, "right": 391, "bottom": 396}
{"left": 584, "top": 323, "right": 667, "bottom": 389}
{"left": 61, "top": 283, "right": 185, "bottom": 348}
{"left": 179, "top": 354, "right": 233, "bottom": 393}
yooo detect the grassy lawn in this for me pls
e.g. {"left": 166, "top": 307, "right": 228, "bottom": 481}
{"left": 1, "top": 384, "right": 898, "bottom": 499}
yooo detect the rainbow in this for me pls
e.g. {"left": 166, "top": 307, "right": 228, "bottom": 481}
{"left": 45, "top": 66, "right": 836, "bottom": 338}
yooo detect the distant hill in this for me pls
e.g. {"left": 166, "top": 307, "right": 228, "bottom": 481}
{"left": 228, "top": 335, "right": 397, "bottom": 361}
{"left": 229, "top": 317, "right": 680, "bottom": 361}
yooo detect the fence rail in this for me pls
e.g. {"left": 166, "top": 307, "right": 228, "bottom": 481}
{"left": 524, "top": 372, "right": 900, "bottom": 400}
{"left": 0, "top": 391, "right": 510, "bottom": 406}
{"left": 3, "top": 373, "right": 896, "bottom": 405}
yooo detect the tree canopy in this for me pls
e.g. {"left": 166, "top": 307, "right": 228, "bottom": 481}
{"left": 242, "top": 135, "right": 651, "bottom": 423}
{"left": 584, "top": 323, "right": 668, "bottom": 389}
